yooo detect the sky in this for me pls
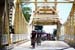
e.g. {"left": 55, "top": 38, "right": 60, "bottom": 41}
{"left": 43, "top": 25, "right": 57, "bottom": 34}
{"left": 57, "top": 3, "right": 73, "bottom": 24}
{"left": 22, "top": 0, "right": 73, "bottom": 33}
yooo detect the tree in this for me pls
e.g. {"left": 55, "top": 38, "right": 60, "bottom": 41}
{"left": 53, "top": 29, "right": 57, "bottom": 37}
{"left": 22, "top": 7, "right": 31, "bottom": 22}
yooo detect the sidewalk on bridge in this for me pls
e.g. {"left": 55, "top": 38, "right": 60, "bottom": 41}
{"left": 6, "top": 39, "right": 29, "bottom": 50}
{"left": 11, "top": 41, "right": 75, "bottom": 50}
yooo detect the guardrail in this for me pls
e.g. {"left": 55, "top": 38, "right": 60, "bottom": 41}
{"left": 2, "top": 34, "right": 28, "bottom": 45}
